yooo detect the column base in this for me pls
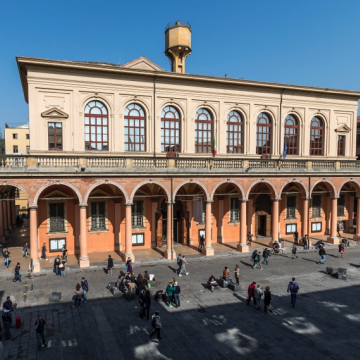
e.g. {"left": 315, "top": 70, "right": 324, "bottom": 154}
{"left": 201, "top": 247, "right": 214, "bottom": 256}
{"left": 217, "top": 236, "right": 224, "bottom": 244}
{"left": 237, "top": 244, "right": 249, "bottom": 253}
{"left": 124, "top": 253, "right": 135, "bottom": 263}
{"left": 115, "top": 243, "right": 123, "bottom": 252}
{"left": 353, "top": 234, "right": 360, "bottom": 241}
{"left": 327, "top": 236, "right": 339, "bottom": 244}
{"left": 32, "top": 260, "right": 41, "bottom": 273}
{"left": 79, "top": 256, "right": 90, "bottom": 268}
{"left": 164, "top": 249, "right": 176, "bottom": 260}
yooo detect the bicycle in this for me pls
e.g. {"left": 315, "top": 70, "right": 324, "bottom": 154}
{"left": 270, "top": 248, "right": 283, "bottom": 255}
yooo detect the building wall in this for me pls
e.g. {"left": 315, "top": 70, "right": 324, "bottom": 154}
{"left": 5, "top": 126, "right": 29, "bottom": 154}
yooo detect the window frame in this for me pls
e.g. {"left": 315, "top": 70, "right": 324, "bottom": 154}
{"left": 195, "top": 108, "right": 213, "bottom": 154}
{"left": 48, "top": 122, "right": 63, "bottom": 151}
{"left": 132, "top": 233, "right": 145, "bottom": 246}
{"left": 226, "top": 110, "right": 243, "bottom": 154}
{"left": 13, "top": 145, "right": 18, "bottom": 154}
{"left": 338, "top": 194, "right": 345, "bottom": 217}
{"left": 161, "top": 106, "right": 181, "bottom": 153}
{"left": 90, "top": 201, "right": 106, "bottom": 230}
{"left": 311, "top": 195, "right": 322, "bottom": 218}
{"left": 132, "top": 200, "right": 144, "bottom": 227}
{"left": 13, "top": 133, "right": 18, "bottom": 139}
{"left": 229, "top": 197, "right": 240, "bottom": 222}
{"left": 256, "top": 112, "right": 272, "bottom": 155}
{"left": 310, "top": 116, "right": 324, "bottom": 156}
{"left": 337, "top": 135, "right": 346, "bottom": 156}
{"left": 311, "top": 222, "right": 322, "bottom": 232}
{"left": 124, "top": 103, "right": 146, "bottom": 152}
{"left": 286, "top": 223, "right": 297, "bottom": 234}
{"left": 286, "top": 195, "right": 297, "bottom": 219}
{"left": 49, "top": 203, "right": 65, "bottom": 232}
{"left": 284, "top": 114, "right": 299, "bottom": 155}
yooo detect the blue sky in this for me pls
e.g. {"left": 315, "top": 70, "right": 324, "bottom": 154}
{"left": 1, "top": 0, "right": 360, "bottom": 130}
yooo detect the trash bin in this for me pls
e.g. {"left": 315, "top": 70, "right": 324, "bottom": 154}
{"left": 279, "top": 238, "right": 285, "bottom": 248}
{"left": 0, "top": 244, "right": 3, "bottom": 257}
{"left": 337, "top": 268, "right": 347, "bottom": 280}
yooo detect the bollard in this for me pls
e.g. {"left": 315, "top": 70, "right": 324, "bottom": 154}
{"left": 28, "top": 269, "right": 31, "bottom": 279}
{"left": 24, "top": 282, "right": 28, "bottom": 302}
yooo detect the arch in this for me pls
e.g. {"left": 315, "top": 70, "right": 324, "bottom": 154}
{"left": 84, "top": 180, "right": 130, "bottom": 204}
{"left": 246, "top": 179, "right": 279, "bottom": 200}
{"left": 80, "top": 95, "right": 114, "bottom": 115}
{"left": 193, "top": 104, "right": 218, "bottom": 121}
{"left": 172, "top": 180, "right": 210, "bottom": 203}
{"left": 283, "top": 110, "right": 303, "bottom": 127}
{"left": 223, "top": 105, "right": 248, "bottom": 121}
{"left": 130, "top": 180, "right": 171, "bottom": 203}
{"left": 255, "top": 108, "right": 277, "bottom": 122}
{"left": 122, "top": 98, "right": 151, "bottom": 119}
{"left": 338, "top": 178, "right": 360, "bottom": 197}
{"left": 210, "top": 179, "right": 246, "bottom": 201}
{"left": 310, "top": 179, "right": 337, "bottom": 198}
{"left": 157, "top": 100, "right": 185, "bottom": 120}
{"left": 0, "top": 182, "right": 32, "bottom": 203}
{"left": 33, "top": 181, "right": 82, "bottom": 206}
{"left": 278, "top": 179, "right": 309, "bottom": 198}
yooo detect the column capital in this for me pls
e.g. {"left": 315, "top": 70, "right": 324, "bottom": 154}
{"left": 205, "top": 200, "right": 214, "bottom": 204}
{"left": 79, "top": 204, "right": 88, "bottom": 209}
{"left": 272, "top": 198, "right": 281, "bottom": 202}
{"left": 125, "top": 202, "right": 134, "bottom": 207}
{"left": 302, "top": 197, "right": 310, "bottom": 201}
{"left": 29, "top": 205, "right": 38, "bottom": 210}
{"left": 165, "top": 202, "right": 173, "bottom": 206}
{"left": 330, "top": 196, "right": 339, "bottom": 200}
{"left": 240, "top": 198, "right": 248, "bottom": 203}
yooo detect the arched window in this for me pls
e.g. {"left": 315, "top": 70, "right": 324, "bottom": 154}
{"left": 84, "top": 101, "right": 108, "bottom": 151}
{"left": 195, "top": 108, "right": 213, "bottom": 153}
{"left": 310, "top": 116, "right": 324, "bottom": 155}
{"left": 227, "top": 111, "right": 243, "bottom": 154}
{"left": 124, "top": 104, "right": 146, "bottom": 152}
{"left": 161, "top": 106, "right": 180, "bottom": 152}
{"left": 284, "top": 114, "right": 299, "bottom": 155}
{"left": 256, "top": 112, "right": 272, "bottom": 155}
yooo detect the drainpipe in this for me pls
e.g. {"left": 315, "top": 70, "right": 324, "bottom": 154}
{"left": 279, "top": 89, "right": 285, "bottom": 156}
{"left": 153, "top": 75, "right": 157, "bottom": 158}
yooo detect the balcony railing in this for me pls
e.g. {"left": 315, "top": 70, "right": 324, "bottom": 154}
{"left": 0, "top": 155, "right": 359, "bottom": 174}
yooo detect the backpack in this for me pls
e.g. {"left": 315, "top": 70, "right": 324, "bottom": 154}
{"left": 2, "top": 312, "right": 11, "bottom": 322}
{"left": 151, "top": 317, "right": 156, "bottom": 328}
{"left": 251, "top": 252, "right": 256, "bottom": 260}
{"left": 289, "top": 282, "right": 299, "bottom": 293}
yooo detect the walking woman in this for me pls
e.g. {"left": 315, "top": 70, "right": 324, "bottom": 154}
{"left": 74, "top": 283, "right": 83, "bottom": 308}
{"left": 338, "top": 242, "right": 345, "bottom": 258}
{"left": 234, "top": 265, "right": 240, "bottom": 284}
{"left": 59, "top": 261, "right": 65, "bottom": 277}
{"left": 264, "top": 286, "right": 272, "bottom": 313}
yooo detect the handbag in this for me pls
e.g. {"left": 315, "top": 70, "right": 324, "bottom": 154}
{"left": 268, "top": 303, "right": 273, "bottom": 311}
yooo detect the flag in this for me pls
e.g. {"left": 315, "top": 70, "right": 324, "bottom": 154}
{"left": 212, "top": 136, "right": 217, "bottom": 157}
{"left": 283, "top": 142, "right": 287, "bottom": 159}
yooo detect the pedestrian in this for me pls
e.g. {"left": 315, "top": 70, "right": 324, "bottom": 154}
{"left": 176, "top": 253, "right": 182, "bottom": 274}
{"left": 4, "top": 248, "right": 10, "bottom": 268}
{"left": 74, "top": 283, "right": 83, "bottom": 308}
{"left": 126, "top": 258, "right": 133, "bottom": 273}
{"left": 34, "top": 315, "right": 47, "bottom": 351}
{"left": 107, "top": 255, "right": 114, "bottom": 276}
{"left": 234, "top": 265, "right": 240, "bottom": 284}
{"left": 317, "top": 246, "right": 326, "bottom": 264}
{"left": 142, "top": 289, "right": 151, "bottom": 320}
{"left": 139, "top": 290, "right": 145, "bottom": 318}
{"left": 41, "top": 243, "right": 48, "bottom": 260}
{"left": 287, "top": 277, "right": 300, "bottom": 308}
{"left": 253, "top": 251, "right": 262, "bottom": 269}
{"left": 165, "top": 281, "right": 175, "bottom": 308}
{"left": 337, "top": 222, "right": 341, "bottom": 237}
{"left": 338, "top": 243, "right": 345, "bottom": 258}
{"left": 246, "top": 281, "right": 257, "bottom": 305}
{"left": 12, "top": 262, "right": 23, "bottom": 283}
{"left": 261, "top": 248, "right": 270, "bottom": 265}
{"left": 291, "top": 244, "right": 298, "bottom": 259}
{"left": 303, "top": 235, "right": 308, "bottom": 250}
{"left": 178, "top": 255, "right": 189, "bottom": 276}
{"left": 173, "top": 280, "right": 181, "bottom": 308}
{"left": 54, "top": 255, "right": 61, "bottom": 275}
{"left": 149, "top": 311, "right": 162, "bottom": 340}
{"left": 22, "top": 243, "right": 29, "bottom": 258}
{"left": 293, "top": 230, "right": 299, "bottom": 245}
{"left": 254, "top": 284, "right": 263, "bottom": 310}
{"left": 198, "top": 234, "right": 205, "bottom": 251}
{"left": 81, "top": 277, "right": 89, "bottom": 304}
{"left": 247, "top": 231, "right": 253, "bottom": 246}
{"left": 59, "top": 261, "right": 65, "bottom": 277}
{"left": 62, "top": 245, "right": 68, "bottom": 263}
{"left": 264, "top": 286, "right": 272, "bottom": 313}
{"left": 2, "top": 306, "right": 12, "bottom": 340}
{"left": 2, "top": 296, "right": 15, "bottom": 313}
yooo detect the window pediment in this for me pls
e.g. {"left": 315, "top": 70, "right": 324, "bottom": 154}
{"left": 335, "top": 124, "right": 351, "bottom": 133}
{"left": 41, "top": 107, "right": 69, "bottom": 119}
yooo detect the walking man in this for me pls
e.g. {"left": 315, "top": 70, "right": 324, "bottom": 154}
{"left": 173, "top": 281, "right": 181, "bottom": 308}
{"left": 142, "top": 289, "right": 151, "bottom": 320}
{"left": 107, "top": 255, "right": 114, "bottom": 276}
{"left": 247, "top": 231, "right": 253, "bottom": 246}
{"left": 62, "top": 245, "right": 68, "bottom": 263}
{"left": 287, "top": 277, "right": 300, "bottom": 308}
{"left": 317, "top": 245, "right": 326, "bottom": 264}
{"left": 81, "top": 277, "right": 89, "bottom": 304}
{"left": 4, "top": 248, "right": 10, "bottom": 268}
{"left": 2, "top": 306, "right": 12, "bottom": 340}
{"left": 303, "top": 235, "right": 308, "bottom": 250}
{"left": 253, "top": 251, "right": 262, "bottom": 269}
{"left": 54, "top": 255, "right": 61, "bottom": 275}
{"left": 178, "top": 255, "right": 189, "bottom": 276}
{"left": 261, "top": 248, "right": 269, "bottom": 266}
{"left": 12, "top": 262, "right": 23, "bottom": 283}
{"left": 35, "top": 315, "right": 47, "bottom": 351}
{"left": 293, "top": 230, "right": 299, "bottom": 245}
{"left": 149, "top": 311, "right": 162, "bottom": 340}
{"left": 176, "top": 253, "right": 182, "bottom": 274}
{"left": 22, "top": 243, "right": 29, "bottom": 258}
{"left": 198, "top": 234, "right": 205, "bottom": 251}
{"left": 41, "top": 243, "right": 48, "bottom": 260}
{"left": 337, "top": 222, "right": 341, "bottom": 237}
{"left": 291, "top": 244, "right": 298, "bottom": 259}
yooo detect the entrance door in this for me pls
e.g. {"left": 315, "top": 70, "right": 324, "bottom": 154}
{"left": 258, "top": 215, "right": 267, "bottom": 236}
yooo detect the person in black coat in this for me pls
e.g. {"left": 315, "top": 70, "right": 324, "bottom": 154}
{"left": 141, "top": 289, "right": 151, "bottom": 320}
{"left": 264, "top": 286, "right": 272, "bottom": 313}
{"left": 107, "top": 255, "right": 114, "bottom": 276}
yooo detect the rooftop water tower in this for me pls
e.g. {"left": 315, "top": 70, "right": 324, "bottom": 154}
{"left": 165, "top": 21, "right": 192, "bottom": 73}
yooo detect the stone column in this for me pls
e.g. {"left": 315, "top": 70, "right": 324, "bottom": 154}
{"left": 0, "top": 196, "right": 4, "bottom": 241}
{"left": 302, "top": 198, "right": 309, "bottom": 237}
{"left": 354, "top": 197, "right": 360, "bottom": 241}
{"left": 151, "top": 200, "right": 158, "bottom": 247}
{"left": 348, "top": 195, "right": 354, "bottom": 233}
{"left": 79, "top": 205, "right": 90, "bottom": 267}
{"left": 187, "top": 200, "right": 193, "bottom": 245}
{"left": 202, "top": 201, "right": 214, "bottom": 256}
{"left": 247, "top": 199, "right": 254, "bottom": 239}
{"left": 237, "top": 199, "right": 249, "bottom": 252}
{"left": 29, "top": 206, "right": 40, "bottom": 273}
{"left": 114, "top": 200, "right": 122, "bottom": 252}
{"left": 125, "top": 203, "right": 134, "bottom": 262}
{"left": 328, "top": 197, "right": 339, "bottom": 244}
{"left": 6, "top": 195, "right": 12, "bottom": 232}
{"left": 11, "top": 196, "right": 17, "bottom": 227}
{"left": 217, "top": 196, "right": 224, "bottom": 243}
{"left": 74, "top": 204, "right": 80, "bottom": 254}
{"left": 3, "top": 197, "right": 8, "bottom": 235}
{"left": 164, "top": 202, "right": 176, "bottom": 259}
{"left": 272, "top": 199, "right": 279, "bottom": 242}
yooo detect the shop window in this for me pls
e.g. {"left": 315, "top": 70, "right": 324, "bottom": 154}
{"left": 229, "top": 198, "right": 240, "bottom": 222}
{"left": 338, "top": 195, "right": 345, "bottom": 217}
{"left": 49, "top": 203, "right": 65, "bottom": 232}
{"left": 132, "top": 233, "right": 144, "bottom": 245}
{"left": 49, "top": 238, "right": 66, "bottom": 252}
{"left": 311, "top": 195, "right": 322, "bottom": 218}
{"left": 91, "top": 202, "right": 106, "bottom": 230}
{"left": 132, "top": 200, "right": 144, "bottom": 227}
{"left": 286, "top": 224, "right": 297, "bottom": 234}
{"left": 311, "top": 222, "right": 322, "bottom": 232}
{"left": 48, "top": 122, "right": 63, "bottom": 150}
{"left": 286, "top": 196, "right": 297, "bottom": 219}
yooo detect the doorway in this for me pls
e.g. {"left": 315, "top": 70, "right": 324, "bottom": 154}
{"left": 258, "top": 215, "right": 267, "bottom": 236}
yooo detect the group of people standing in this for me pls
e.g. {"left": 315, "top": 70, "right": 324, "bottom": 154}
{"left": 73, "top": 277, "right": 89, "bottom": 307}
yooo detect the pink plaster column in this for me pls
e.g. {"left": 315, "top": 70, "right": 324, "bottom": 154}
{"left": 11, "top": 196, "right": 17, "bottom": 227}
{"left": 328, "top": 197, "right": 339, "bottom": 244}
{"left": 237, "top": 199, "right": 249, "bottom": 253}
{"left": 202, "top": 201, "right": 214, "bottom": 256}
{"left": 348, "top": 195, "right": 354, "bottom": 232}
{"left": 272, "top": 199, "right": 279, "bottom": 242}
{"left": 114, "top": 200, "right": 122, "bottom": 252}
{"left": 0, "top": 196, "right": 4, "bottom": 241}
{"left": 6, "top": 195, "right": 12, "bottom": 232}
{"left": 151, "top": 200, "right": 157, "bottom": 246}
{"left": 165, "top": 202, "right": 176, "bottom": 259}
{"left": 217, "top": 197, "right": 224, "bottom": 243}
{"left": 74, "top": 204, "right": 80, "bottom": 255}
{"left": 125, "top": 203, "right": 134, "bottom": 262}
{"left": 302, "top": 198, "right": 309, "bottom": 237}
{"left": 3, "top": 199, "right": 8, "bottom": 234}
{"left": 29, "top": 206, "right": 40, "bottom": 273}
{"left": 354, "top": 197, "right": 360, "bottom": 241}
{"left": 79, "top": 205, "right": 90, "bottom": 267}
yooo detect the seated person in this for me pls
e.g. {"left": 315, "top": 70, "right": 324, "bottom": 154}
{"left": 208, "top": 275, "right": 217, "bottom": 292}
{"left": 137, "top": 274, "right": 144, "bottom": 286}
{"left": 119, "top": 278, "right": 129, "bottom": 293}
{"left": 272, "top": 241, "right": 280, "bottom": 249}
{"left": 222, "top": 267, "right": 230, "bottom": 280}
{"left": 129, "top": 272, "right": 136, "bottom": 282}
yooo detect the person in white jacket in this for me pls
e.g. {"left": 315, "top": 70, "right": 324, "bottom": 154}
{"left": 254, "top": 284, "right": 263, "bottom": 310}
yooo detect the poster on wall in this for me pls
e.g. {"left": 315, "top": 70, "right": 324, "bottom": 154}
{"left": 50, "top": 238, "right": 66, "bottom": 252}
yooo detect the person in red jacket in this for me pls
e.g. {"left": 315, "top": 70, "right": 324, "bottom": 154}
{"left": 246, "top": 281, "right": 257, "bottom": 305}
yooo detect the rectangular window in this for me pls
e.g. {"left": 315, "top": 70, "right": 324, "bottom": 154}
{"left": 49, "top": 238, "right": 66, "bottom": 252}
{"left": 337, "top": 135, "right": 345, "bottom": 156}
{"left": 286, "top": 196, "right": 297, "bottom": 219}
{"left": 311, "top": 222, "right": 322, "bottom": 232}
{"left": 26, "top": 146, "right": 30, "bottom": 154}
{"left": 286, "top": 224, "right": 297, "bottom": 234}
{"left": 13, "top": 133, "right": 18, "bottom": 139}
{"left": 91, "top": 202, "right": 106, "bottom": 229}
{"left": 13, "top": 145, "right": 18, "bottom": 153}
{"left": 26, "top": 134, "right": 30, "bottom": 140}
{"left": 230, "top": 198, "right": 240, "bottom": 222}
{"left": 49, "top": 203, "right": 65, "bottom": 232}
{"left": 132, "top": 233, "right": 144, "bottom": 245}
{"left": 132, "top": 200, "right": 144, "bottom": 227}
{"left": 311, "top": 195, "right": 322, "bottom": 218}
{"left": 338, "top": 195, "right": 345, "bottom": 217}
{"left": 48, "top": 122, "right": 63, "bottom": 150}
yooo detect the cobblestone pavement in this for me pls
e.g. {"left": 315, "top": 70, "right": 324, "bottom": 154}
{"left": 1, "top": 245, "right": 360, "bottom": 360}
